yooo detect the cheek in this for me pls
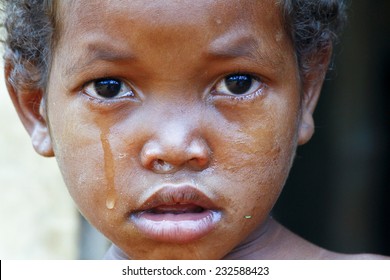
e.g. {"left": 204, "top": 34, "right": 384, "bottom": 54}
{"left": 211, "top": 98, "right": 300, "bottom": 220}
{"left": 215, "top": 137, "right": 287, "bottom": 214}
{"left": 48, "top": 101, "right": 110, "bottom": 216}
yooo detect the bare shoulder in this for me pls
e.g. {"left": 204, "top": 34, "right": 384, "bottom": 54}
{"left": 254, "top": 219, "right": 390, "bottom": 260}
{"left": 321, "top": 251, "right": 390, "bottom": 260}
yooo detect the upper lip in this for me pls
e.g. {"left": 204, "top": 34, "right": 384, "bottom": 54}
{"left": 136, "top": 185, "right": 218, "bottom": 212}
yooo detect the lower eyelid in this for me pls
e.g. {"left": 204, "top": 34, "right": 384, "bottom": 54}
{"left": 229, "top": 86, "right": 266, "bottom": 100}
{"left": 209, "top": 86, "right": 267, "bottom": 105}
{"left": 81, "top": 94, "right": 136, "bottom": 112}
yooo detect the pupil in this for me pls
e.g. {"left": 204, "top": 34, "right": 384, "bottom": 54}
{"left": 94, "top": 79, "right": 121, "bottom": 98}
{"left": 225, "top": 75, "right": 252, "bottom": 95}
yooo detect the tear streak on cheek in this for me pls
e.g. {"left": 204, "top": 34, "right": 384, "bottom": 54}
{"left": 100, "top": 126, "right": 117, "bottom": 210}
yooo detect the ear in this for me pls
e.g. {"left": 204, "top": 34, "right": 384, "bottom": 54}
{"left": 297, "top": 47, "right": 332, "bottom": 145}
{"left": 4, "top": 59, "right": 54, "bottom": 157}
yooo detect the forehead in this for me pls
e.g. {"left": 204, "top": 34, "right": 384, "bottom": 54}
{"left": 59, "top": 0, "right": 282, "bottom": 20}
{"left": 57, "top": 0, "right": 286, "bottom": 42}
{"left": 54, "top": 0, "right": 293, "bottom": 80}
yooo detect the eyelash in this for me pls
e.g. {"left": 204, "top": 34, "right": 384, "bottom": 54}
{"left": 211, "top": 72, "right": 266, "bottom": 100}
{"left": 81, "top": 72, "right": 266, "bottom": 103}
{"left": 82, "top": 77, "right": 135, "bottom": 101}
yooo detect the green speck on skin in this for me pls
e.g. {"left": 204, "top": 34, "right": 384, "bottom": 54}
{"left": 244, "top": 215, "right": 252, "bottom": 219}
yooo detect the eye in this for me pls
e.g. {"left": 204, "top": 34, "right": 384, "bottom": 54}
{"left": 213, "top": 74, "right": 264, "bottom": 96}
{"left": 83, "top": 78, "right": 134, "bottom": 99}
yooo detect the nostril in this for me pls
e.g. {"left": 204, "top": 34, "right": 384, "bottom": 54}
{"left": 188, "top": 157, "right": 209, "bottom": 170}
{"left": 140, "top": 138, "right": 211, "bottom": 173}
{"left": 186, "top": 139, "right": 210, "bottom": 168}
{"left": 190, "top": 157, "right": 207, "bottom": 165}
{"left": 152, "top": 159, "right": 176, "bottom": 173}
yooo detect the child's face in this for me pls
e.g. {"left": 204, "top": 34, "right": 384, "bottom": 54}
{"left": 45, "top": 0, "right": 307, "bottom": 259}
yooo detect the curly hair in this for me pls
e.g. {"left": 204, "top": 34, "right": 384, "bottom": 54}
{"left": 283, "top": 0, "right": 347, "bottom": 75}
{"left": 2, "top": 0, "right": 347, "bottom": 91}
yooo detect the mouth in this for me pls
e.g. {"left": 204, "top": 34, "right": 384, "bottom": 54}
{"left": 130, "top": 185, "right": 221, "bottom": 243}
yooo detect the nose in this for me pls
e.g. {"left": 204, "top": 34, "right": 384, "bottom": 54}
{"left": 140, "top": 122, "right": 210, "bottom": 174}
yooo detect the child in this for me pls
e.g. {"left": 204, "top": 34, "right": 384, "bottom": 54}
{"left": 2, "top": 0, "right": 388, "bottom": 259}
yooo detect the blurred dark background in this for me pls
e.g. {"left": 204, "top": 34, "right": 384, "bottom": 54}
{"left": 273, "top": 0, "right": 390, "bottom": 256}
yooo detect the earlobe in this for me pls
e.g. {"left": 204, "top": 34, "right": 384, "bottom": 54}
{"left": 297, "top": 47, "right": 332, "bottom": 146}
{"left": 297, "top": 80, "right": 320, "bottom": 145}
{"left": 4, "top": 59, "right": 54, "bottom": 157}
{"left": 30, "top": 120, "right": 54, "bottom": 157}
{"left": 297, "top": 110, "right": 315, "bottom": 145}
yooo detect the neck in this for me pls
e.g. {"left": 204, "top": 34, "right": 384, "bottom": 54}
{"left": 223, "top": 216, "right": 280, "bottom": 259}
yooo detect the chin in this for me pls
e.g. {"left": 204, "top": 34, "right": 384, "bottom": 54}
{"left": 115, "top": 234, "right": 233, "bottom": 260}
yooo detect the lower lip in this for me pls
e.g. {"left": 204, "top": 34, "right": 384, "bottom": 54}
{"left": 131, "top": 210, "right": 221, "bottom": 243}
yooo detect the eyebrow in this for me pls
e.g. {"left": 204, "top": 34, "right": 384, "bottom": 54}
{"left": 64, "top": 42, "right": 137, "bottom": 78}
{"left": 207, "top": 35, "right": 259, "bottom": 59}
{"left": 64, "top": 34, "right": 285, "bottom": 79}
{"left": 206, "top": 34, "right": 285, "bottom": 69}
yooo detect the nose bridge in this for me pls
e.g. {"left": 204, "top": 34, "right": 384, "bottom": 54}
{"left": 159, "top": 116, "right": 194, "bottom": 150}
{"left": 140, "top": 104, "right": 210, "bottom": 173}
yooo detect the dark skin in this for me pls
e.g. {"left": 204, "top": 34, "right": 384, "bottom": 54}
{"left": 5, "top": 0, "right": 388, "bottom": 259}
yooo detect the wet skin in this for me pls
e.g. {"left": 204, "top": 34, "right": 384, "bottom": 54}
{"left": 44, "top": 0, "right": 310, "bottom": 259}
